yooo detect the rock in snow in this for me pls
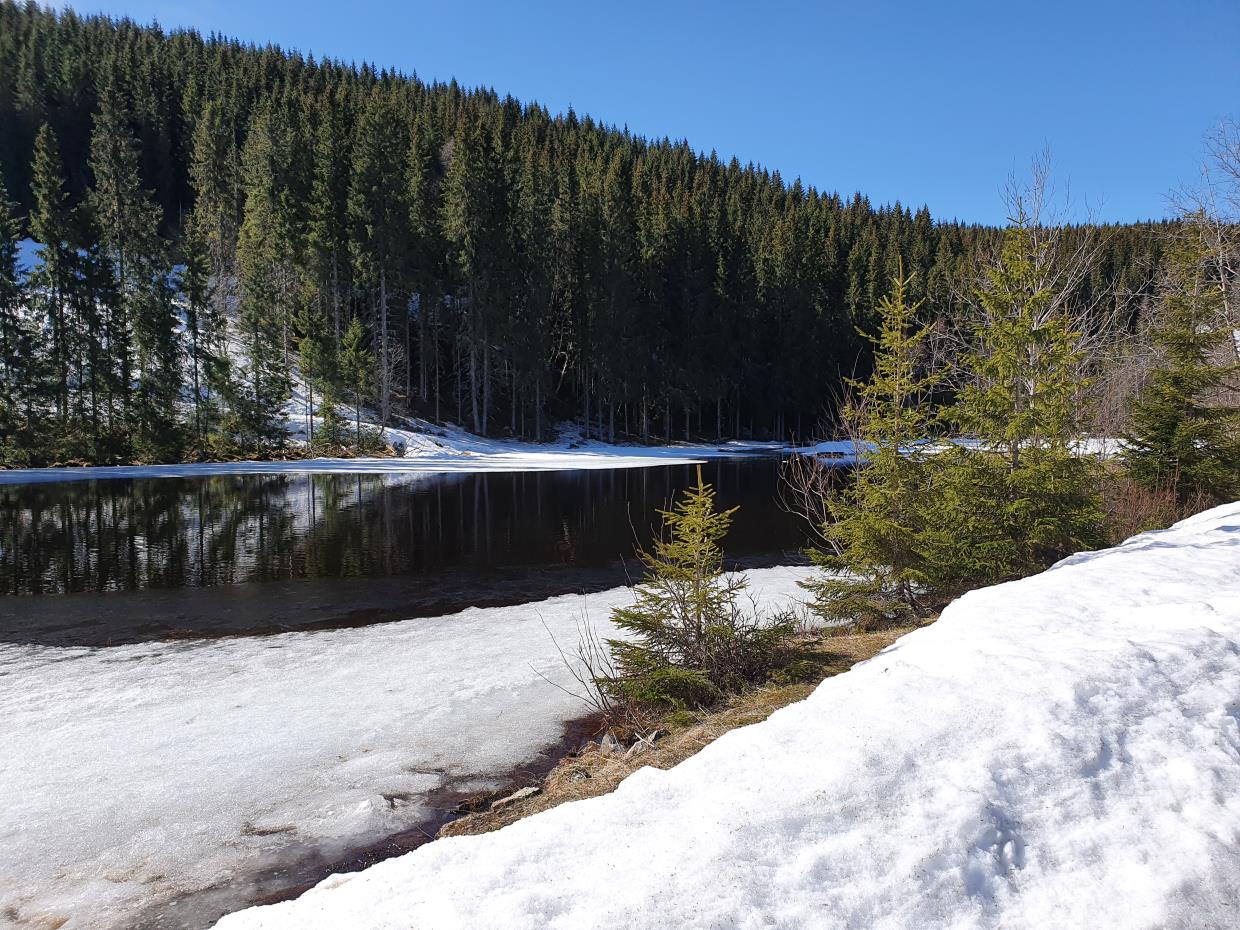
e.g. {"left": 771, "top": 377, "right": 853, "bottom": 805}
{"left": 216, "top": 502, "right": 1240, "bottom": 930}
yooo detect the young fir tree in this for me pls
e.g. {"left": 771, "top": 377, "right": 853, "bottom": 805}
{"left": 340, "top": 315, "right": 372, "bottom": 446}
{"left": 922, "top": 223, "right": 1104, "bottom": 592}
{"left": 607, "top": 465, "right": 791, "bottom": 708}
{"left": 804, "top": 267, "right": 940, "bottom": 627}
{"left": 1124, "top": 221, "right": 1240, "bottom": 504}
{"left": 296, "top": 300, "right": 338, "bottom": 448}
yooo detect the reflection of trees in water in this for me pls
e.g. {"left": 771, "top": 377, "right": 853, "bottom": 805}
{"left": 0, "top": 461, "right": 800, "bottom": 596}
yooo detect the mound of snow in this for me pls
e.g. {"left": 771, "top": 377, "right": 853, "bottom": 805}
{"left": 0, "top": 566, "right": 812, "bottom": 930}
{"left": 217, "top": 503, "right": 1240, "bottom": 930}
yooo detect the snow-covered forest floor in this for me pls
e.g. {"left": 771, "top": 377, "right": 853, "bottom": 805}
{"left": 214, "top": 502, "right": 1240, "bottom": 930}
{"left": 0, "top": 379, "right": 819, "bottom": 484}
{"left": 0, "top": 567, "right": 813, "bottom": 930}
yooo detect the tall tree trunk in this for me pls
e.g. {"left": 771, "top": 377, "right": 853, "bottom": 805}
{"left": 469, "top": 345, "right": 480, "bottom": 435}
{"left": 378, "top": 268, "right": 390, "bottom": 425}
{"left": 405, "top": 298, "right": 412, "bottom": 410}
{"left": 331, "top": 255, "right": 341, "bottom": 348}
{"left": 482, "top": 337, "right": 490, "bottom": 435}
{"left": 306, "top": 379, "right": 314, "bottom": 445}
{"left": 582, "top": 372, "right": 589, "bottom": 440}
{"left": 419, "top": 292, "right": 428, "bottom": 402}
{"left": 534, "top": 380, "right": 542, "bottom": 441}
{"left": 433, "top": 301, "right": 441, "bottom": 421}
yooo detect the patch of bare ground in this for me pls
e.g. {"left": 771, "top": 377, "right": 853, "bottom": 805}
{"left": 439, "top": 625, "right": 919, "bottom": 839}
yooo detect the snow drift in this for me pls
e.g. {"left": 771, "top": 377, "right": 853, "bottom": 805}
{"left": 217, "top": 502, "right": 1240, "bottom": 930}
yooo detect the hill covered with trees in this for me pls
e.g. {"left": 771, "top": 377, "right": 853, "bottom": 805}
{"left": 0, "top": 1, "right": 1168, "bottom": 465}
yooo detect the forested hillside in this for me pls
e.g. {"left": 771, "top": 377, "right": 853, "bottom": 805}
{"left": 0, "top": 2, "right": 1168, "bottom": 465}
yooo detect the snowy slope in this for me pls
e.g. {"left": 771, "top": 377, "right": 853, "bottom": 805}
{"left": 217, "top": 503, "right": 1240, "bottom": 930}
{"left": 0, "top": 566, "right": 812, "bottom": 930}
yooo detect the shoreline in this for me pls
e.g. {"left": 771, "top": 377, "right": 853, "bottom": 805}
{"left": 193, "top": 627, "right": 917, "bottom": 930}
{"left": 0, "top": 441, "right": 806, "bottom": 485}
{"left": 132, "top": 713, "right": 608, "bottom": 930}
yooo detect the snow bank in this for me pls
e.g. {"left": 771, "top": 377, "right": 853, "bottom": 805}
{"left": 218, "top": 503, "right": 1240, "bottom": 930}
{"left": 0, "top": 566, "right": 812, "bottom": 930}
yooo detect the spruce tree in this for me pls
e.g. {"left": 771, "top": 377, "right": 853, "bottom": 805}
{"left": 804, "top": 268, "right": 940, "bottom": 627}
{"left": 235, "top": 105, "right": 296, "bottom": 447}
{"left": 0, "top": 179, "right": 30, "bottom": 463}
{"left": 607, "top": 465, "right": 792, "bottom": 706}
{"left": 89, "top": 84, "right": 182, "bottom": 459}
{"left": 922, "top": 223, "right": 1104, "bottom": 592}
{"left": 347, "top": 91, "right": 410, "bottom": 426}
{"left": 181, "top": 225, "right": 212, "bottom": 443}
{"left": 340, "top": 315, "right": 372, "bottom": 446}
{"left": 441, "top": 121, "right": 508, "bottom": 435}
{"left": 187, "top": 98, "right": 240, "bottom": 364}
{"left": 28, "top": 123, "right": 73, "bottom": 427}
{"left": 1124, "top": 222, "right": 1240, "bottom": 504}
{"left": 306, "top": 93, "right": 351, "bottom": 346}
{"left": 296, "top": 299, "right": 338, "bottom": 448}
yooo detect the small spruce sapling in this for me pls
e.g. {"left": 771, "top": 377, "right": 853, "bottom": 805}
{"left": 606, "top": 465, "right": 792, "bottom": 708}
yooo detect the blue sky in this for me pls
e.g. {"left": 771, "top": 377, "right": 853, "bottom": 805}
{"left": 64, "top": 0, "right": 1240, "bottom": 224}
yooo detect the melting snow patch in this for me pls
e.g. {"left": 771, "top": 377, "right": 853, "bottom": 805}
{"left": 0, "top": 567, "right": 812, "bottom": 930}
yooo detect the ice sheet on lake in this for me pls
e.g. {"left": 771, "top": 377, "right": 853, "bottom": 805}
{"left": 217, "top": 503, "right": 1240, "bottom": 930}
{"left": 0, "top": 566, "right": 813, "bottom": 930}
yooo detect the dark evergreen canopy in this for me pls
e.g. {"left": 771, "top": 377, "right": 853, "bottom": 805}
{"left": 0, "top": 1, "right": 1170, "bottom": 464}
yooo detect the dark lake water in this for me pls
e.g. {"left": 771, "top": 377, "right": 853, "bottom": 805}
{"left": 0, "top": 458, "right": 811, "bottom": 646}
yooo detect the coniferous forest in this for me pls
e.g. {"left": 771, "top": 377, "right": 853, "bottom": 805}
{"left": 0, "top": 2, "right": 1173, "bottom": 466}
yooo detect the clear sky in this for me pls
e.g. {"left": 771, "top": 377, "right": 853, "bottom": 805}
{"left": 62, "top": 0, "right": 1240, "bottom": 225}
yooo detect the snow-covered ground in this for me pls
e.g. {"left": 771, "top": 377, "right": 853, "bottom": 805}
{"left": 0, "top": 423, "right": 790, "bottom": 485}
{"left": 0, "top": 566, "right": 812, "bottom": 930}
{"left": 216, "top": 503, "right": 1240, "bottom": 930}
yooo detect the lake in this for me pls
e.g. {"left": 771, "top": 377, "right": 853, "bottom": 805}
{"left": 0, "top": 457, "right": 810, "bottom": 645}
{"left": 0, "top": 456, "right": 820, "bottom": 930}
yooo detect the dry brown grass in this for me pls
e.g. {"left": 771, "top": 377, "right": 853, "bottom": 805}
{"left": 438, "top": 626, "right": 916, "bottom": 839}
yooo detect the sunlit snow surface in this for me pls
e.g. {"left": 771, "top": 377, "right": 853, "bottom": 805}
{"left": 217, "top": 504, "right": 1240, "bottom": 930}
{"left": 0, "top": 567, "right": 813, "bottom": 929}
{"left": 0, "top": 438, "right": 792, "bottom": 485}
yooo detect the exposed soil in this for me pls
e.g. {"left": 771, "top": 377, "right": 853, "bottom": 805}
{"left": 439, "top": 626, "right": 918, "bottom": 840}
